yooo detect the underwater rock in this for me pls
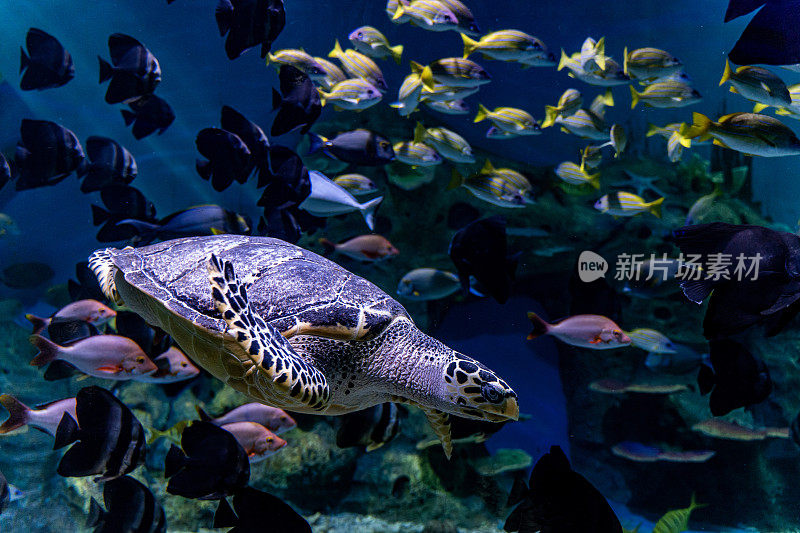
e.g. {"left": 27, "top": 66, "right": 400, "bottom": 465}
{"left": 468, "top": 448, "right": 532, "bottom": 476}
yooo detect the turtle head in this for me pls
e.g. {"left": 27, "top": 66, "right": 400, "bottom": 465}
{"left": 441, "top": 353, "right": 519, "bottom": 422}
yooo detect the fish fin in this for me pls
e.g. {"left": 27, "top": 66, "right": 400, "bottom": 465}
{"left": 645, "top": 123, "right": 661, "bottom": 137}
{"left": 526, "top": 312, "right": 550, "bottom": 340}
{"left": 720, "top": 58, "right": 732, "bottom": 86}
{"left": 25, "top": 314, "right": 49, "bottom": 334}
{"left": 164, "top": 444, "right": 186, "bottom": 478}
{"left": 390, "top": 44, "right": 403, "bottom": 64}
{"left": 91, "top": 204, "right": 110, "bottom": 226}
{"left": 196, "top": 159, "right": 212, "bottom": 180}
{"left": 724, "top": 0, "right": 766, "bottom": 22}
{"left": 697, "top": 363, "right": 715, "bottom": 395}
{"left": 98, "top": 57, "right": 113, "bottom": 84}
{"left": 542, "top": 105, "right": 558, "bottom": 128}
{"left": 447, "top": 168, "right": 464, "bottom": 190}
{"left": 753, "top": 102, "right": 769, "bottom": 113}
{"left": 413, "top": 122, "right": 426, "bottom": 144}
{"left": 0, "top": 394, "right": 30, "bottom": 434}
{"left": 86, "top": 498, "right": 107, "bottom": 528}
{"left": 318, "top": 238, "right": 336, "bottom": 255}
{"left": 95, "top": 365, "right": 122, "bottom": 373}
{"left": 680, "top": 279, "right": 714, "bottom": 304}
{"left": 28, "top": 335, "right": 61, "bottom": 367}
{"left": 648, "top": 197, "right": 664, "bottom": 218}
{"left": 195, "top": 405, "right": 212, "bottom": 422}
{"left": 729, "top": 1, "right": 800, "bottom": 65}
{"left": 19, "top": 46, "right": 30, "bottom": 73}
{"left": 53, "top": 412, "right": 80, "bottom": 450}
{"left": 557, "top": 48, "right": 570, "bottom": 71}
{"left": 629, "top": 85, "right": 640, "bottom": 109}
{"left": 461, "top": 33, "right": 479, "bottom": 58}
{"left": 328, "top": 39, "right": 343, "bottom": 59}
{"left": 594, "top": 37, "right": 606, "bottom": 70}
{"left": 213, "top": 498, "right": 239, "bottom": 528}
{"left": 474, "top": 103, "right": 489, "bottom": 123}
{"left": 365, "top": 442, "right": 385, "bottom": 452}
{"left": 409, "top": 61, "right": 423, "bottom": 75}
{"left": 121, "top": 109, "right": 137, "bottom": 126}
{"left": 358, "top": 196, "right": 383, "bottom": 231}
{"left": 420, "top": 406, "right": 452, "bottom": 459}
{"left": 391, "top": 4, "right": 405, "bottom": 20}
{"left": 307, "top": 132, "right": 326, "bottom": 155}
{"left": 215, "top": 0, "right": 234, "bottom": 36}
{"left": 685, "top": 112, "right": 712, "bottom": 139}
{"left": 420, "top": 65, "right": 434, "bottom": 90}
{"left": 271, "top": 87, "right": 283, "bottom": 111}
{"left": 146, "top": 427, "right": 164, "bottom": 446}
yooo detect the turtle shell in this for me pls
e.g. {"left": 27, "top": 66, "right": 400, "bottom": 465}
{"left": 109, "top": 235, "right": 409, "bottom": 341}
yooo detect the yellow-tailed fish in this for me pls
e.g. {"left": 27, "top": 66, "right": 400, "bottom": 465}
{"left": 423, "top": 98, "right": 469, "bottom": 114}
{"left": 764, "top": 82, "right": 800, "bottom": 117}
{"left": 666, "top": 131, "right": 686, "bottom": 162}
{"left": 599, "top": 124, "right": 627, "bottom": 157}
{"left": 626, "top": 328, "right": 676, "bottom": 353}
{"left": 418, "top": 77, "right": 479, "bottom": 102}
{"left": 720, "top": 59, "right": 791, "bottom": 108}
{"left": 684, "top": 111, "right": 800, "bottom": 157}
{"left": 594, "top": 191, "right": 663, "bottom": 218}
{"left": 449, "top": 159, "right": 533, "bottom": 208}
{"left": 438, "top": 0, "right": 480, "bottom": 35}
{"left": 485, "top": 125, "right": 519, "bottom": 139}
{"left": 318, "top": 78, "right": 383, "bottom": 110}
{"left": 386, "top": 0, "right": 410, "bottom": 22}
{"left": 348, "top": 26, "right": 403, "bottom": 64}
{"left": 392, "top": 0, "right": 459, "bottom": 32}
{"left": 555, "top": 161, "right": 600, "bottom": 189}
{"left": 333, "top": 174, "right": 378, "bottom": 196}
{"left": 579, "top": 36, "right": 606, "bottom": 72}
{"left": 312, "top": 56, "right": 347, "bottom": 91}
{"left": 389, "top": 72, "right": 423, "bottom": 116}
{"left": 461, "top": 30, "right": 553, "bottom": 65}
{"left": 589, "top": 89, "right": 614, "bottom": 118}
{"left": 652, "top": 493, "right": 707, "bottom": 533}
{"left": 414, "top": 57, "right": 491, "bottom": 90}
{"left": 646, "top": 122, "right": 684, "bottom": 140}
{"left": 415, "top": 122, "right": 475, "bottom": 162}
{"left": 580, "top": 144, "right": 603, "bottom": 169}
{"left": 623, "top": 47, "right": 682, "bottom": 81}
{"left": 329, "top": 40, "right": 388, "bottom": 92}
{"left": 559, "top": 49, "right": 630, "bottom": 86}
{"left": 393, "top": 140, "right": 443, "bottom": 166}
{"left": 266, "top": 49, "right": 326, "bottom": 80}
{"left": 475, "top": 104, "right": 540, "bottom": 135}
{"left": 630, "top": 80, "right": 702, "bottom": 109}
{"left": 147, "top": 419, "right": 190, "bottom": 446}
{"left": 685, "top": 184, "right": 722, "bottom": 224}
{"left": 543, "top": 88, "right": 582, "bottom": 128}
{"left": 555, "top": 109, "right": 609, "bottom": 141}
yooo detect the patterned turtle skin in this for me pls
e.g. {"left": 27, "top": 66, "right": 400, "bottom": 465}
{"left": 89, "top": 236, "right": 519, "bottom": 456}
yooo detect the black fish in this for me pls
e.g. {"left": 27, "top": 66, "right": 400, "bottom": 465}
{"left": 697, "top": 339, "right": 772, "bottom": 416}
{"left": 449, "top": 216, "right": 519, "bottom": 304}
{"left": 271, "top": 65, "right": 321, "bottom": 136}
{"left": 19, "top": 28, "right": 74, "bottom": 91}
{"left": 725, "top": 0, "right": 800, "bottom": 66}
{"left": 164, "top": 421, "right": 250, "bottom": 500}
{"left": 77, "top": 136, "right": 137, "bottom": 193}
{"left": 0, "top": 261, "right": 54, "bottom": 289}
{"left": 98, "top": 34, "right": 161, "bottom": 104}
{"left": 215, "top": 0, "right": 286, "bottom": 60}
{"left": 256, "top": 209, "right": 302, "bottom": 243}
{"left": 336, "top": 403, "right": 400, "bottom": 451}
{"left": 220, "top": 106, "right": 270, "bottom": 186}
{"left": 121, "top": 94, "right": 176, "bottom": 140}
{"left": 87, "top": 476, "right": 167, "bottom": 533}
{"left": 791, "top": 410, "right": 800, "bottom": 448}
{"left": 15, "top": 119, "right": 85, "bottom": 191}
{"left": 119, "top": 205, "right": 251, "bottom": 245}
{"left": 308, "top": 129, "right": 395, "bottom": 166}
{"left": 673, "top": 223, "right": 800, "bottom": 339}
{"left": 504, "top": 445, "right": 622, "bottom": 533}
{"left": 113, "top": 310, "right": 165, "bottom": 359}
{"left": 54, "top": 386, "right": 146, "bottom": 480}
{"left": 68, "top": 261, "right": 109, "bottom": 302}
{"left": 257, "top": 145, "right": 310, "bottom": 210}
{"left": 195, "top": 128, "right": 252, "bottom": 192}
{"left": 0, "top": 153, "right": 13, "bottom": 191}
{"left": 92, "top": 185, "right": 157, "bottom": 242}
{"left": 213, "top": 487, "right": 311, "bottom": 533}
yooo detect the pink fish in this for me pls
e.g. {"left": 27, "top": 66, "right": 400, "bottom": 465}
{"left": 320, "top": 235, "right": 399, "bottom": 262}
{"left": 612, "top": 441, "right": 715, "bottom": 463}
{"left": 0, "top": 394, "right": 76, "bottom": 437}
{"left": 221, "top": 421, "right": 287, "bottom": 462}
{"left": 133, "top": 347, "right": 200, "bottom": 384}
{"left": 588, "top": 379, "right": 629, "bottom": 393}
{"left": 692, "top": 419, "right": 789, "bottom": 441}
{"left": 26, "top": 299, "right": 116, "bottom": 334}
{"left": 659, "top": 450, "right": 716, "bottom": 463}
{"left": 29, "top": 334, "right": 157, "bottom": 380}
{"left": 589, "top": 379, "right": 687, "bottom": 394}
{"left": 198, "top": 403, "right": 296, "bottom": 435}
{"left": 527, "top": 312, "right": 631, "bottom": 349}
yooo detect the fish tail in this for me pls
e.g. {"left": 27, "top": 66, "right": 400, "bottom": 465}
{"left": 0, "top": 394, "right": 30, "bottom": 434}
{"left": 685, "top": 112, "right": 712, "bottom": 140}
{"left": 647, "top": 197, "right": 664, "bottom": 218}
{"left": 601, "top": 88, "right": 614, "bottom": 107}
{"left": 319, "top": 238, "right": 337, "bottom": 255}
{"left": 447, "top": 168, "right": 464, "bottom": 190}
{"left": 264, "top": 52, "right": 275, "bottom": 65}
{"left": 307, "top": 132, "right": 326, "bottom": 154}
{"left": 195, "top": 405, "right": 212, "bottom": 421}
{"left": 719, "top": 58, "right": 732, "bottom": 86}
{"left": 146, "top": 427, "right": 167, "bottom": 446}
{"left": 391, "top": 44, "right": 403, "bottom": 64}
{"left": 53, "top": 412, "right": 79, "bottom": 449}
{"left": 645, "top": 123, "right": 660, "bottom": 137}
{"left": 461, "top": 33, "right": 479, "bottom": 59}
{"left": 121, "top": 109, "right": 137, "bottom": 126}
{"left": 98, "top": 56, "right": 113, "bottom": 84}
{"left": 359, "top": 196, "right": 383, "bottom": 231}
{"left": 391, "top": 4, "right": 405, "bottom": 20}
{"left": 413, "top": 122, "right": 426, "bottom": 143}
{"left": 271, "top": 88, "right": 283, "bottom": 111}
{"left": 19, "top": 47, "right": 29, "bottom": 73}
{"left": 588, "top": 172, "right": 601, "bottom": 189}
{"left": 753, "top": 102, "right": 769, "bottom": 113}
{"left": 409, "top": 60, "right": 424, "bottom": 75}
{"left": 594, "top": 37, "right": 606, "bottom": 70}
{"left": 629, "top": 85, "right": 640, "bottom": 109}
{"left": 542, "top": 105, "right": 559, "bottom": 128}
{"left": 420, "top": 65, "right": 434, "bottom": 90}
{"left": 25, "top": 314, "right": 50, "bottom": 335}
{"left": 328, "top": 39, "right": 343, "bottom": 59}
{"left": 474, "top": 103, "right": 489, "bottom": 123}
{"left": 90, "top": 204, "right": 110, "bottom": 225}
{"left": 28, "top": 334, "right": 61, "bottom": 367}
{"left": 164, "top": 445, "right": 186, "bottom": 478}
{"left": 623, "top": 46, "right": 629, "bottom": 75}
{"left": 557, "top": 48, "right": 570, "bottom": 71}
{"left": 86, "top": 498, "right": 106, "bottom": 528}
{"left": 214, "top": 0, "right": 234, "bottom": 36}
{"left": 526, "top": 312, "right": 551, "bottom": 340}
{"left": 689, "top": 492, "right": 709, "bottom": 511}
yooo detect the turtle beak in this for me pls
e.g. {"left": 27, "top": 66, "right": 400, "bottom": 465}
{"left": 480, "top": 396, "right": 520, "bottom": 422}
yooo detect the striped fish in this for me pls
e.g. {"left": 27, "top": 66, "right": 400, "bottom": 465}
{"left": 623, "top": 47, "right": 682, "bottom": 81}
{"left": 602, "top": 124, "right": 627, "bottom": 158}
{"left": 318, "top": 79, "right": 383, "bottom": 110}
{"left": 418, "top": 77, "right": 479, "bottom": 102}
{"left": 579, "top": 36, "right": 606, "bottom": 73}
{"left": 386, "top": 0, "right": 410, "bottom": 22}
{"left": 626, "top": 328, "right": 676, "bottom": 354}
{"left": 485, "top": 125, "right": 519, "bottom": 139}
{"left": 555, "top": 161, "right": 600, "bottom": 189}
{"left": 684, "top": 112, "right": 800, "bottom": 157}
{"left": 266, "top": 49, "right": 326, "bottom": 80}
{"left": 559, "top": 49, "right": 630, "bottom": 86}
{"left": 630, "top": 80, "right": 702, "bottom": 109}
{"left": 666, "top": 131, "right": 686, "bottom": 162}
{"left": 423, "top": 98, "right": 469, "bottom": 115}
{"left": 389, "top": 73, "right": 423, "bottom": 116}
{"left": 461, "top": 30, "right": 553, "bottom": 65}
{"left": 329, "top": 40, "right": 388, "bottom": 92}
{"left": 646, "top": 122, "right": 683, "bottom": 140}
{"left": 415, "top": 57, "right": 491, "bottom": 90}
{"left": 543, "top": 88, "right": 582, "bottom": 128}
{"left": 594, "top": 191, "right": 663, "bottom": 218}
{"left": 392, "top": 0, "right": 459, "bottom": 32}
{"left": 652, "top": 493, "right": 707, "bottom": 533}
{"left": 333, "top": 174, "right": 378, "bottom": 196}
{"left": 720, "top": 59, "right": 791, "bottom": 108}
{"left": 393, "top": 140, "right": 442, "bottom": 166}
{"left": 449, "top": 159, "right": 533, "bottom": 208}
{"left": 555, "top": 109, "right": 609, "bottom": 141}
{"left": 415, "top": 122, "right": 474, "bottom": 163}
{"left": 312, "top": 57, "right": 347, "bottom": 91}
{"left": 475, "top": 104, "right": 540, "bottom": 135}
{"left": 349, "top": 26, "right": 403, "bottom": 64}
{"left": 438, "top": 0, "right": 480, "bottom": 35}
{"left": 580, "top": 145, "right": 603, "bottom": 169}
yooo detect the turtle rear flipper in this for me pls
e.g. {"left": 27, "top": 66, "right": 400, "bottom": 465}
{"left": 207, "top": 254, "right": 331, "bottom": 411}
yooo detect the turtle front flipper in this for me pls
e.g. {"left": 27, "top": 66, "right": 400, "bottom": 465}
{"left": 207, "top": 254, "right": 331, "bottom": 411}
{"left": 420, "top": 406, "right": 453, "bottom": 459}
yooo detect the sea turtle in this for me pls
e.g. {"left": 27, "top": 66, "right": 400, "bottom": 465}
{"left": 89, "top": 236, "right": 518, "bottom": 457}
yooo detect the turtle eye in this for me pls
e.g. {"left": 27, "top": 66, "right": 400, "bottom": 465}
{"left": 480, "top": 382, "right": 504, "bottom": 404}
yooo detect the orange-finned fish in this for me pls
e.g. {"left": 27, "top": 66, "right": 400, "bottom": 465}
{"left": 221, "top": 422, "right": 287, "bottom": 462}
{"left": 26, "top": 299, "right": 116, "bottom": 334}
{"left": 29, "top": 334, "right": 157, "bottom": 379}
{"left": 133, "top": 346, "right": 200, "bottom": 384}
{"left": 526, "top": 312, "right": 631, "bottom": 349}
{"left": 320, "top": 235, "right": 399, "bottom": 262}
{"left": 0, "top": 394, "right": 77, "bottom": 436}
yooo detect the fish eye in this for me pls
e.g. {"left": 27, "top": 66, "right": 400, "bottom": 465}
{"left": 380, "top": 140, "right": 390, "bottom": 149}
{"left": 280, "top": 416, "right": 288, "bottom": 422}
{"left": 266, "top": 436, "right": 273, "bottom": 443}
{"left": 136, "top": 356, "right": 146, "bottom": 364}
{"left": 533, "top": 42, "right": 542, "bottom": 50}
{"left": 356, "top": 31, "right": 363, "bottom": 38}
{"left": 181, "top": 362, "right": 188, "bottom": 367}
